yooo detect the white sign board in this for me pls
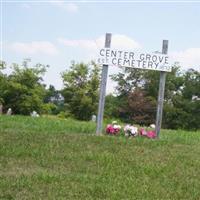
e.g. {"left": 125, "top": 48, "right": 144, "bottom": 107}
{"left": 97, "top": 48, "right": 171, "bottom": 72}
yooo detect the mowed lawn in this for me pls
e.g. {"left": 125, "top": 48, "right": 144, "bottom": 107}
{"left": 0, "top": 116, "right": 200, "bottom": 199}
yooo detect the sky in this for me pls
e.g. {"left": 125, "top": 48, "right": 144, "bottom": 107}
{"left": 1, "top": 0, "right": 200, "bottom": 93}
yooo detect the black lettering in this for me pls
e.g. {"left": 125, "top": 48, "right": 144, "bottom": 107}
{"left": 118, "top": 51, "right": 123, "bottom": 57}
{"left": 129, "top": 52, "right": 134, "bottom": 59}
{"left": 124, "top": 52, "right": 128, "bottom": 59}
{"left": 123, "top": 59, "right": 130, "bottom": 66}
{"left": 154, "top": 62, "right": 159, "bottom": 68}
{"left": 100, "top": 49, "right": 105, "bottom": 56}
{"left": 137, "top": 60, "right": 142, "bottom": 67}
{"left": 118, "top": 58, "right": 122, "bottom": 66}
{"left": 140, "top": 54, "right": 145, "bottom": 60}
{"left": 164, "top": 56, "right": 169, "bottom": 64}
{"left": 131, "top": 60, "right": 135, "bottom": 67}
{"left": 146, "top": 54, "right": 151, "bottom": 61}
{"left": 142, "top": 61, "right": 147, "bottom": 68}
{"left": 106, "top": 49, "right": 110, "bottom": 57}
{"left": 112, "top": 58, "right": 117, "bottom": 65}
{"left": 111, "top": 50, "right": 117, "bottom": 57}
{"left": 148, "top": 61, "right": 153, "bottom": 68}
{"left": 152, "top": 55, "right": 157, "bottom": 62}
{"left": 159, "top": 56, "right": 164, "bottom": 63}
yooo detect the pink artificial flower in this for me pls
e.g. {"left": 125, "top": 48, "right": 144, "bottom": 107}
{"left": 106, "top": 124, "right": 115, "bottom": 134}
{"left": 146, "top": 130, "right": 156, "bottom": 139}
{"left": 114, "top": 128, "right": 120, "bottom": 134}
{"left": 139, "top": 128, "right": 156, "bottom": 139}
{"left": 139, "top": 128, "right": 147, "bottom": 136}
{"left": 106, "top": 124, "right": 121, "bottom": 135}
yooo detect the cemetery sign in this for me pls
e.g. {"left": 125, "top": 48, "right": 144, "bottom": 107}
{"left": 98, "top": 48, "right": 171, "bottom": 72}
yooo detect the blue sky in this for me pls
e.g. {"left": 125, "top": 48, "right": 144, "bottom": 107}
{"left": 1, "top": 1, "right": 200, "bottom": 93}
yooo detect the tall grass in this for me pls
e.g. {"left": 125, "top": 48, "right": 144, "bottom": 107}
{"left": 0, "top": 115, "right": 200, "bottom": 199}
{"left": 0, "top": 115, "right": 96, "bottom": 135}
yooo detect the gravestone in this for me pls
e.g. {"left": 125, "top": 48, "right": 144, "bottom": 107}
{"left": 91, "top": 114, "right": 96, "bottom": 122}
{"left": 6, "top": 108, "right": 12, "bottom": 115}
{"left": 31, "top": 111, "right": 39, "bottom": 117}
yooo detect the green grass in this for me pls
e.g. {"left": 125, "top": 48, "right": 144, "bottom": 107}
{"left": 0, "top": 115, "right": 200, "bottom": 199}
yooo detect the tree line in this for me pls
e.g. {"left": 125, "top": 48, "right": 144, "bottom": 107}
{"left": 0, "top": 60, "right": 199, "bottom": 130}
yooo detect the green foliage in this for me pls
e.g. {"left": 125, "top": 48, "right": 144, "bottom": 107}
{"left": 44, "top": 85, "right": 62, "bottom": 104}
{"left": 0, "top": 60, "right": 6, "bottom": 70}
{"left": 61, "top": 61, "right": 100, "bottom": 120}
{"left": 111, "top": 68, "right": 157, "bottom": 125}
{"left": 42, "top": 103, "right": 57, "bottom": 115}
{"left": 182, "top": 68, "right": 200, "bottom": 99}
{"left": 111, "top": 63, "right": 200, "bottom": 130}
{"left": 44, "top": 85, "right": 64, "bottom": 115}
{"left": 112, "top": 68, "right": 146, "bottom": 96}
{"left": 0, "top": 61, "right": 48, "bottom": 115}
{"left": 104, "top": 94, "right": 119, "bottom": 119}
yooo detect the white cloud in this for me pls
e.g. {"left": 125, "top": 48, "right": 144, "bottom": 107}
{"left": 50, "top": 1, "right": 78, "bottom": 13}
{"left": 170, "top": 48, "right": 200, "bottom": 71}
{"left": 109, "top": 34, "right": 141, "bottom": 50}
{"left": 57, "top": 34, "right": 141, "bottom": 51}
{"left": 10, "top": 41, "right": 59, "bottom": 56}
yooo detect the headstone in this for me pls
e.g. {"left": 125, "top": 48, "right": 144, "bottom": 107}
{"left": 31, "top": 111, "right": 39, "bottom": 117}
{"left": 6, "top": 108, "right": 12, "bottom": 115}
{"left": 91, "top": 115, "right": 96, "bottom": 122}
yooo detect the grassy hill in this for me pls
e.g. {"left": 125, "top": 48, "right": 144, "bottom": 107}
{"left": 0, "top": 115, "right": 200, "bottom": 199}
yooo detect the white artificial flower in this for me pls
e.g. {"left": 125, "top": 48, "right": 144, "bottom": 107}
{"left": 130, "top": 126, "right": 138, "bottom": 135}
{"left": 113, "top": 125, "right": 121, "bottom": 129}
{"left": 124, "top": 124, "right": 130, "bottom": 131}
{"left": 150, "top": 124, "right": 155, "bottom": 129}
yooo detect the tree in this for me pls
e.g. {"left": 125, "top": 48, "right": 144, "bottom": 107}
{"left": 163, "top": 68, "right": 200, "bottom": 130}
{"left": 44, "top": 85, "right": 61, "bottom": 103}
{"left": 121, "top": 90, "right": 156, "bottom": 125}
{"left": 182, "top": 68, "right": 200, "bottom": 100}
{"left": 111, "top": 68, "right": 157, "bottom": 125}
{"left": 111, "top": 68, "right": 146, "bottom": 96}
{"left": 111, "top": 63, "right": 200, "bottom": 129}
{"left": 1, "top": 61, "right": 48, "bottom": 115}
{"left": 44, "top": 85, "right": 64, "bottom": 114}
{"left": 61, "top": 61, "right": 100, "bottom": 120}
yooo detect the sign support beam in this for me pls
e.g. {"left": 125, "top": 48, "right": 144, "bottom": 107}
{"left": 96, "top": 33, "right": 112, "bottom": 135}
{"left": 155, "top": 40, "right": 169, "bottom": 137}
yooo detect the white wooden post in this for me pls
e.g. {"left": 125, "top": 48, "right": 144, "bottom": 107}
{"left": 155, "top": 40, "right": 169, "bottom": 137}
{"left": 96, "top": 33, "right": 112, "bottom": 135}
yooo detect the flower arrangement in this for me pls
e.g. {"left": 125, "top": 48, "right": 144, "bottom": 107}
{"left": 105, "top": 121, "right": 156, "bottom": 139}
{"left": 106, "top": 121, "right": 121, "bottom": 135}
{"left": 124, "top": 124, "right": 138, "bottom": 137}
